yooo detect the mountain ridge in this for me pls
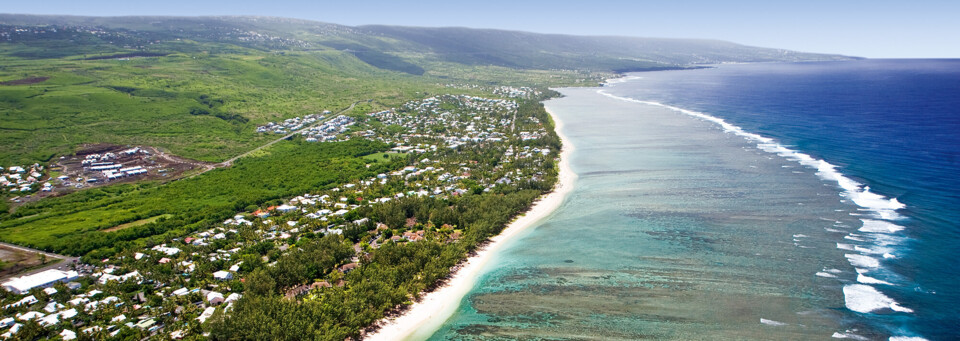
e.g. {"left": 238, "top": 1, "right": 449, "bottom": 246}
{"left": 0, "top": 14, "right": 859, "bottom": 73}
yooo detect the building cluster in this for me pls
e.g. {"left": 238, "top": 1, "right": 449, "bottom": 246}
{"left": 300, "top": 115, "right": 355, "bottom": 142}
{"left": 257, "top": 112, "right": 358, "bottom": 143}
{"left": 1, "top": 164, "right": 47, "bottom": 194}
{"left": 78, "top": 148, "right": 150, "bottom": 183}
{"left": 492, "top": 86, "right": 542, "bottom": 98}
{"left": 256, "top": 112, "right": 327, "bottom": 134}
{"left": 366, "top": 95, "right": 518, "bottom": 150}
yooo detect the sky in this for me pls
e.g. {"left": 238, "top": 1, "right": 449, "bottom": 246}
{"left": 4, "top": 0, "right": 959, "bottom": 58}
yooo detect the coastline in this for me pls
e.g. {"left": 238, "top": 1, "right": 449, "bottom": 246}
{"left": 363, "top": 102, "right": 577, "bottom": 341}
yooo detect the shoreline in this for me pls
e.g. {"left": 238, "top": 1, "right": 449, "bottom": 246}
{"left": 363, "top": 102, "right": 577, "bottom": 341}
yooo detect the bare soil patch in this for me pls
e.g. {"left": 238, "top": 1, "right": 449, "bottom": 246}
{"left": 0, "top": 77, "right": 49, "bottom": 85}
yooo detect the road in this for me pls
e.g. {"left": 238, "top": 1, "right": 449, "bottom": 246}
{"left": 0, "top": 241, "right": 78, "bottom": 281}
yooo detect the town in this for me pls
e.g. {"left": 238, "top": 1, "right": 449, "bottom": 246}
{"left": 0, "top": 92, "right": 559, "bottom": 339}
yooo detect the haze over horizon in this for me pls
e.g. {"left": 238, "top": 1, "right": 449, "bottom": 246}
{"left": 3, "top": 0, "right": 958, "bottom": 59}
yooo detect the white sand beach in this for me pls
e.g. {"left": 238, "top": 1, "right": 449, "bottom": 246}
{"left": 363, "top": 106, "right": 577, "bottom": 341}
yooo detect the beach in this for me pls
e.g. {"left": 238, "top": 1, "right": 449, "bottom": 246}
{"left": 363, "top": 106, "right": 577, "bottom": 341}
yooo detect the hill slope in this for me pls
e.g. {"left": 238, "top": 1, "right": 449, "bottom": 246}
{"left": 358, "top": 25, "right": 856, "bottom": 71}
{"left": 0, "top": 14, "right": 857, "bottom": 72}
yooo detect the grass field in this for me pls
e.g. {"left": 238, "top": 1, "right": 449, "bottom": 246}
{"left": 102, "top": 214, "right": 174, "bottom": 232}
{"left": 0, "top": 45, "right": 451, "bottom": 165}
{"left": 361, "top": 152, "right": 408, "bottom": 162}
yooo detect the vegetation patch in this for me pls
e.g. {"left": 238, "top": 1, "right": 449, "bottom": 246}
{"left": 362, "top": 152, "right": 407, "bottom": 162}
{"left": 102, "top": 214, "right": 173, "bottom": 232}
{"left": 82, "top": 52, "right": 169, "bottom": 60}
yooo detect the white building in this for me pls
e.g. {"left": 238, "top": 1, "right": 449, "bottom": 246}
{"left": 2, "top": 269, "right": 79, "bottom": 295}
{"left": 213, "top": 271, "right": 233, "bottom": 281}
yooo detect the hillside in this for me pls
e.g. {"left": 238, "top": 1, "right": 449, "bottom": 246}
{"left": 0, "top": 14, "right": 858, "bottom": 166}
{"left": 0, "top": 15, "right": 856, "bottom": 72}
{"left": 358, "top": 25, "right": 856, "bottom": 71}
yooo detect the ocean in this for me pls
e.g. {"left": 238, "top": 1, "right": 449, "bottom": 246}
{"left": 426, "top": 60, "right": 960, "bottom": 340}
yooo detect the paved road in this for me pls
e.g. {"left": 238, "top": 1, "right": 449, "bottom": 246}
{"left": 0, "top": 241, "right": 78, "bottom": 281}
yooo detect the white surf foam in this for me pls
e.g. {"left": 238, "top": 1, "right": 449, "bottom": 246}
{"left": 837, "top": 243, "right": 856, "bottom": 250}
{"left": 844, "top": 235, "right": 867, "bottom": 242}
{"left": 860, "top": 219, "right": 906, "bottom": 233}
{"left": 596, "top": 90, "right": 906, "bottom": 220}
{"left": 857, "top": 274, "right": 893, "bottom": 285}
{"left": 843, "top": 284, "right": 913, "bottom": 313}
{"left": 845, "top": 254, "right": 880, "bottom": 268}
{"left": 832, "top": 331, "right": 870, "bottom": 340}
{"left": 816, "top": 272, "right": 838, "bottom": 278}
{"left": 760, "top": 318, "right": 788, "bottom": 326}
{"left": 889, "top": 336, "right": 929, "bottom": 341}
{"left": 603, "top": 75, "right": 644, "bottom": 84}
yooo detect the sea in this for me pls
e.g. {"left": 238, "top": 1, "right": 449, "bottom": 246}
{"left": 425, "top": 59, "right": 960, "bottom": 340}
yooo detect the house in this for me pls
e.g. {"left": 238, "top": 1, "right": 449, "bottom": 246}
{"left": 403, "top": 230, "right": 425, "bottom": 242}
{"left": 39, "top": 313, "right": 59, "bottom": 326}
{"left": 60, "top": 329, "right": 77, "bottom": 340}
{"left": 197, "top": 307, "right": 216, "bottom": 323}
{"left": 43, "top": 301, "right": 61, "bottom": 313}
{"left": 152, "top": 245, "right": 180, "bottom": 256}
{"left": 60, "top": 308, "right": 78, "bottom": 319}
{"left": 135, "top": 319, "right": 156, "bottom": 330}
{"left": 206, "top": 291, "right": 224, "bottom": 305}
{"left": 224, "top": 293, "right": 241, "bottom": 305}
{"left": 98, "top": 271, "right": 140, "bottom": 285}
{"left": 338, "top": 263, "right": 358, "bottom": 273}
{"left": 17, "top": 311, "right": 44, "bottom": 321}
{"left": 213, "top": 271, "right": 233, "bottom": 281}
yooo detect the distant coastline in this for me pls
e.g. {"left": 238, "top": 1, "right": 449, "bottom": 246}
{"left": 363, "top": 103, "right": 578, "bottom": 341}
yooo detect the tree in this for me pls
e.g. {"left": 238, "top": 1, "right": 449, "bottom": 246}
{"left": 245, "top": 268, "right": 276, "bottom": 297}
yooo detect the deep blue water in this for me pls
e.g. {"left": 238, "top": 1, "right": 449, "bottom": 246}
{"left": 605, "top": 59, "right": 960, "bottom": 340}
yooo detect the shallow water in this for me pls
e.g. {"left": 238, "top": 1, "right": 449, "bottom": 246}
{"left": 428, "top": 88, "right": 865, "bottom": 340}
